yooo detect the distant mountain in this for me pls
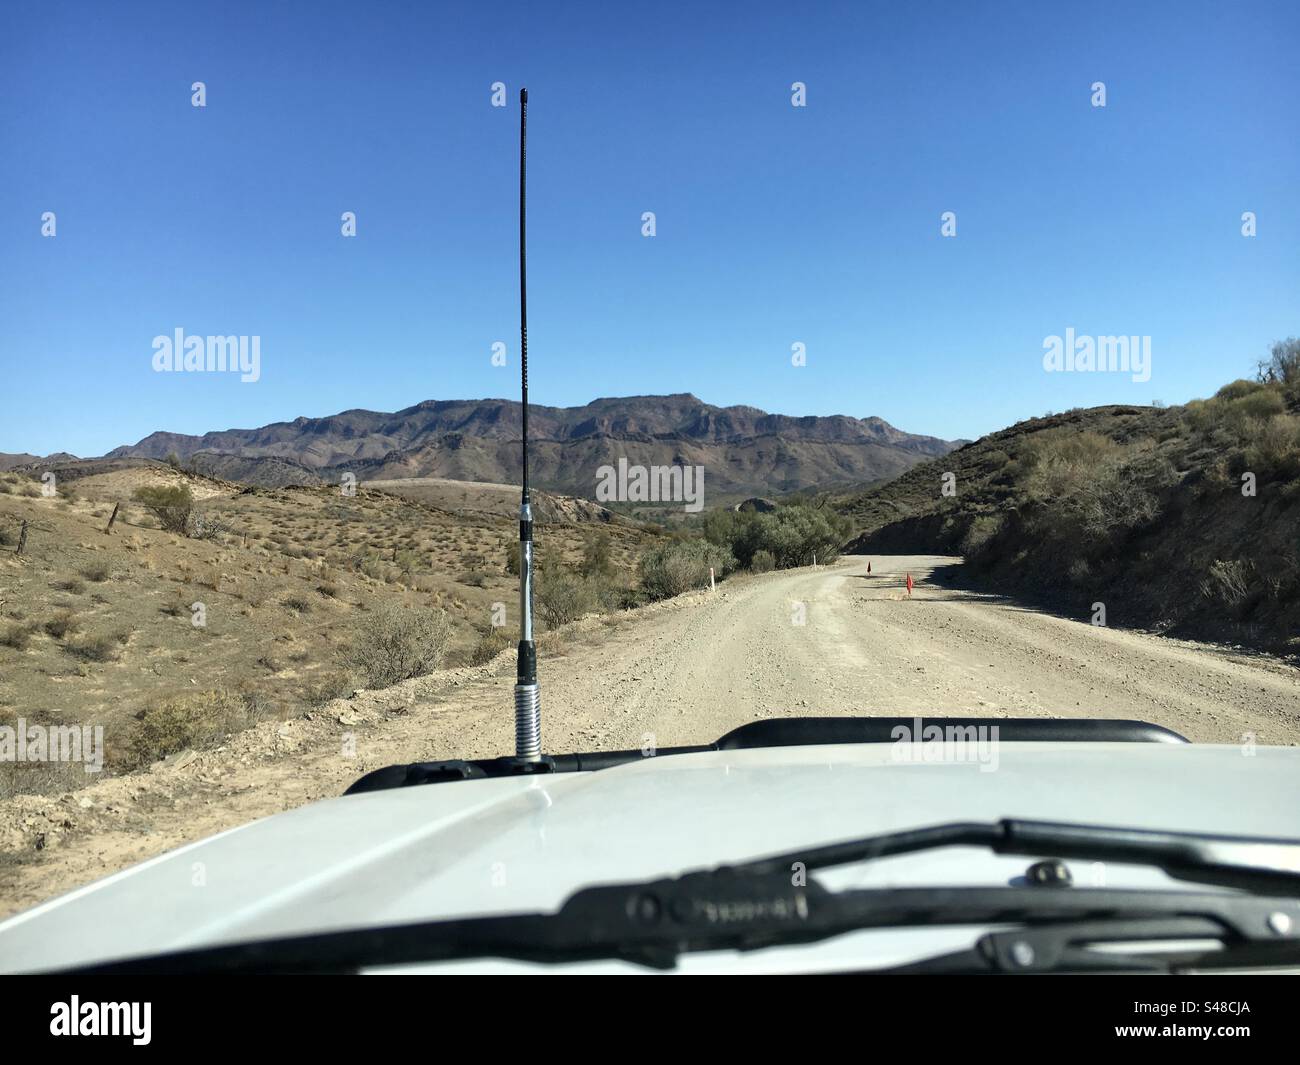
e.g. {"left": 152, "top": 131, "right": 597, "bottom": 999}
{"left": 0, "top": 452, "right": 78, "bottom": 471}
{"left": 105, "top": 395, "right": 959, "bottom": 500}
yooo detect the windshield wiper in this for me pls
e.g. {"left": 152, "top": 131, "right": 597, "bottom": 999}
{"left": 57, "top": 819, "right": 1300, "bottom": 974}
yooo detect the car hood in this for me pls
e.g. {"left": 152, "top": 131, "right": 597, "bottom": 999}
{"left": 2, "top": 741, "right": 1298, "bottom": 973}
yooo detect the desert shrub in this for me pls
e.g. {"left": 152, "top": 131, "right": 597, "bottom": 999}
{"left": 1200, "top": 559, "right": 1254, "bottom": 612}
{"left": 459, "top": 568, "right": 490, "bottom": 588}
{"left": 80, "top": 559, "right": 112, "bottom": 582}
{"left": 0, "top": 622, "right": 39, "bottom": 650}
{"left": 300, "top": 670, "right": 357, "bottom": 707}
{"left": 282, "top": 595, "right": 313, "bottom": 614}
{"left": 469, "top": 627, "right": 512, "bottom": 665}
{"left": 639, "top": 539, "right": 736, "bottom": 600}
{"left": 189, "top": 511, "right": 232, "bottom": 540}
{"left": 51, "top": 577, "right": 85, "bottom": 594}
{"left": 43, "top": 610, "right": 80, "bottom": 639}
{"left": 1023, "top": 439, "right": 1173, "bottom": 543}
{"left": 749, "top": 549, "right": 776, "bottom": 573}
{"left": 536, "top": 569, "right": 598, "bottom": 628}
{"left": 1243, "top": 414, "right": 1300, "bottom": 480}
{"left": 578, "top": 530, "right": 614, "bottom": 578}
{"left": 317, "top": 581, "right": 340, "bottom": 598}
{"left": 133, "top": 484, "right": 195, "bottom": 534}
{"left": 123, "top": 689, "right": 262, "bottom": 769}
{"left": 1019, "top": 431, "right": 1123, "bottom": 493}
{"left": 1226, "top": 389, "right": 1286, "bottom": 426}
{"left": 1186, "top": 390, "right": 1286, "bottom": 442}
{"left": 346, "top": 602, "right": 452, "bottom": 687}
{"left": 959, "top": 513, "right": 1005, "bottom": 559}
{"left": 0, "top": 526, "right": 14, "bottom": 547}
{"left": 65, "top": 632, "right": 122, "bottom": 662}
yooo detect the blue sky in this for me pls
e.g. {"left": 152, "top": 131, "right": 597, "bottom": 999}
{"left": 1, "top": 0, "right": 1297, "bottom": 456}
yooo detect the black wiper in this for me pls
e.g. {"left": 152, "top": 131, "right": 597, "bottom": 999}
{"left": 732, "top": 818, "right": 1300, "bottom": 896}
{"left": 56, "top": 819, "right": 1300, "bottom": 974}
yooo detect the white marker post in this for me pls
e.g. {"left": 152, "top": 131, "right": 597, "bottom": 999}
{"left": 709, "top": 566, "right": 716, "bottom": 592}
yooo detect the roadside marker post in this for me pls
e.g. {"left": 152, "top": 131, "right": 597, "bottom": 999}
{"left": 709, "top": 567, "right": 716, "bottom": 591}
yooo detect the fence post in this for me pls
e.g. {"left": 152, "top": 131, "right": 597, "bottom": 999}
{"left": 16, "top": 520, "right": 29, "bottom": 555}
{"left": 104, "top": 502, "right": 120, "bottom": 534}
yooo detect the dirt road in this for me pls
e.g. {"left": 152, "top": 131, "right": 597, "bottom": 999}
{"left": 3, "top": 554, "right": 1298, "bottom": 916}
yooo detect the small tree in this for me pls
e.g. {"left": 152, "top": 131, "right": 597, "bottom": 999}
{"left": 133, "top": 484, "right": 195, "bottom": 535}
{"left": 1256, "top": 337, "right": 1300, "bottom": 388}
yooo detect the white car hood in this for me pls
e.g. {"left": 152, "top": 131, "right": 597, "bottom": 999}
{"left": 2, "top": 741, "right": 1298, "bottom": 973}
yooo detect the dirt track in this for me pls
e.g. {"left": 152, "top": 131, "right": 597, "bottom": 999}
{"left": 3, "top": 553, "right": 1299, "bottom": 917}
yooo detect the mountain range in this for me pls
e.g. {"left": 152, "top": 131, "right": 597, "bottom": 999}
{"left": 83, "top": 394, "right": 959, "bottom": 500}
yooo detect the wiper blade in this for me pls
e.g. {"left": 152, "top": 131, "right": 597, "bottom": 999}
{"left": 734, "top": 818, "right": 1300, "bottom": 896}
{"left": 56, "top": 819, "right": 1300, "bottom": 974}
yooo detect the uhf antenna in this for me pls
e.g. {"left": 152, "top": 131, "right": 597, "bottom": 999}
{"left": 514, "top": 87, "right": 541, "bottom": 762}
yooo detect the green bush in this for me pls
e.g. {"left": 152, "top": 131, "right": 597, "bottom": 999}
{"left": 639, "top": 539, "right": 736, "bottom": 600}
{"left": 133, "top": 484, "right": 195, "bottom": 534}
{"left": 703, "top": 504, "right": 852, "bottom": 570}
{"left": 1215, "top": 379, "right": 1266, "bottom": 401}
{"left": 749, "top": 549, "right": 776, "bottom": 573}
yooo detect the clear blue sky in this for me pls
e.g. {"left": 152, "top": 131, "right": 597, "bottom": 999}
{"left": 1, "top": 0, "right": 1296, "bottom": 456}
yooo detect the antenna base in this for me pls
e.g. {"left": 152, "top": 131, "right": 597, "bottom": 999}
{"left": 514, "top": 682, "right": 541, "bottom": 762}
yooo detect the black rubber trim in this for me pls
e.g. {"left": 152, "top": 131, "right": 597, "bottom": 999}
{"left": 343, "top": 716, "right": 1188, "bottom": 795}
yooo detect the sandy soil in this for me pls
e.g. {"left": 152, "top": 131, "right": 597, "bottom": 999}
{"left": 3, "top": 553, "right": 1298, "bottom": 918}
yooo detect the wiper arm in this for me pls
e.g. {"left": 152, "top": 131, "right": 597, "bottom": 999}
{"left": 57, "top": 819, "right": 1300, "bottom": 974}
{"left": 734, "top": 818, "right": 1300, "bottom": 897}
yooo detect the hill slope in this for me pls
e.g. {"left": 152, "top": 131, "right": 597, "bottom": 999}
{"left": 836, "top": 373, "right": 1300, "bottom": 655}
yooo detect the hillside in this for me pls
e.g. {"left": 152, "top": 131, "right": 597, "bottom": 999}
{"left": 0, "top": 463, "right": 654, "bottom": 798}
{"left": 103, "top": 394, "right": 957, "bottom": 501}
{"left": 836, "top": 344, "right": 1300, "bottom": 656}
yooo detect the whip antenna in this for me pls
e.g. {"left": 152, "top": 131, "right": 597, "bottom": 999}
{"left": 514, "top": 86, "right": 541, "bottom": 761}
